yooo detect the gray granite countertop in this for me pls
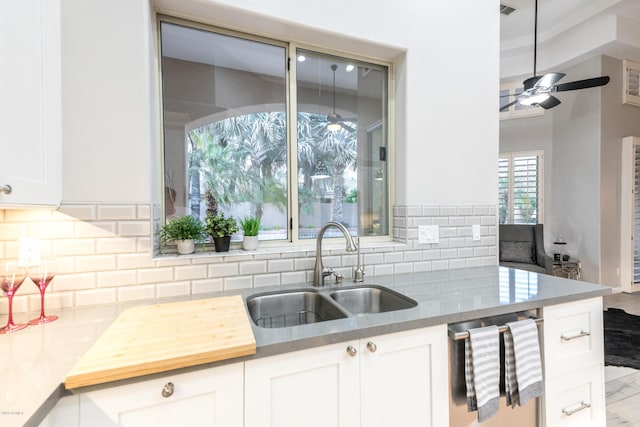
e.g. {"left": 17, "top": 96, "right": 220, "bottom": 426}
{"left": 0, "top": 266, "right": 610, "bottom": 427}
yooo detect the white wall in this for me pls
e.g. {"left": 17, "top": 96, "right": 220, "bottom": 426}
{"left": 61, "top": 0, "right": 500, "bottom": 209}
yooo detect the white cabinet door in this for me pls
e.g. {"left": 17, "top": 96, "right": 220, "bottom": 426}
{"left": 80, "top": 362, "right": 243, "bottom": 427}
{"left": 0, "top": 0, "right": 61, "bottom": 207}
{"left": 245, "top": 325, "right": 449, "bottom": 427}
{"left": 244, "top": 341, "right": 360, "bottom": 427}
{"left": 360, "top": 325, "right": 449, "bottom": 427}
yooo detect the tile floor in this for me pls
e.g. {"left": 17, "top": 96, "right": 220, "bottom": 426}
{"left": 603, "top": 292, "right": 640, "bottom": 426}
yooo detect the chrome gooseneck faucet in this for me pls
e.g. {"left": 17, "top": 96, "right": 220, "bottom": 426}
{"left": 313, "top": 221, "right": 357, "bottom": 287}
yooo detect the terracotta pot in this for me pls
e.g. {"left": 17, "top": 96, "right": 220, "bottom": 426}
{"left": 243, "top": 236, "right": 259, "bottom": 251}
{"left": 213, "top": 236, "right": 231, "bottom": 252}
{"left": 175, "top": 239, "right": 195, "bottom": 255}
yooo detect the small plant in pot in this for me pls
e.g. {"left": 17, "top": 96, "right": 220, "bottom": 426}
{"left": 205, "top": 212, "right": 239, "bottom": 252}
{"left": 240, "top": 216, "right": 261, "bottom": 251}
{"left": 159, "top": 215, "right": 207, "bottom": 255}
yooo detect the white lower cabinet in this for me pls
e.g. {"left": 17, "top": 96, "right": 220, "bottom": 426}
{"left": 244, "top": 325, "right": 449, "bottom": 427}
{"left": 41, "top": 362, "right": 244, "bottom": 427}
{"left": 541, "top": 297, "right": 605, "bottom": 427}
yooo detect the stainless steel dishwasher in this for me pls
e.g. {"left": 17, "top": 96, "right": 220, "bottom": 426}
{"left": 448, "top": 311, "right": 543, "bottom": 426}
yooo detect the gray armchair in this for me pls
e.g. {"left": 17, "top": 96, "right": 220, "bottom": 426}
{"left": 498, "top": 224, "right": 553, "bottom": 274}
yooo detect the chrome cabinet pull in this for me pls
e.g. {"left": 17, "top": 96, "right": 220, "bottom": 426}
{"left": 346, "top": 345, "right": 358, "bottom": 357}
{"left": 0, "top": 185, "right": 12, "bottom": 195}
{"left": 560, "top": 330, "right": 591, "bottom": 341}
{"left": 161, "top": 382, "right": 174, "bottom": 398}
{"left": 366, "top": 341, "right": 377, "bottom": 353}
{"left": 561, "top": 400, "right": 591, "bottom": 416}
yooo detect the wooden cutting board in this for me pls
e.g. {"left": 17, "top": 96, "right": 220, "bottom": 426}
{"left": 65, "top": 295, "right": 256, "bottom": 389}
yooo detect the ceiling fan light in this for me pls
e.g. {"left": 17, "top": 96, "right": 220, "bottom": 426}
{"left": 327, "top": 122, "right": 342, "bottom": 132}
{"left": 519, "top": 92, "right": 549, "bottom": 106}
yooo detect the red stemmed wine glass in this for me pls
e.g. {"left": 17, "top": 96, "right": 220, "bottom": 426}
{"left": 0, "top": 261, "right": 28, "bottom": 334}
{"left": 28, "top": 259, "right": 58, "bottom": 325}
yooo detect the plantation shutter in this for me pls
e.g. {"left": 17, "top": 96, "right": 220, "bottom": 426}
{"left": 498, "top": 152, "right": 543, "bottom": 225}
{"left": 634, "top": 144, "right": 640, "bottom": 283}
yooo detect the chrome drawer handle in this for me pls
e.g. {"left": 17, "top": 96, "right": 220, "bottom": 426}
{"left": 0, "top": 185, "right": 12, "bottom": 195}
{"left": 346, "top": 345, "right": 358, "bottom": 357}
{"left": 560, "top": 330, "right": 590, "bottom": 341}
{"left": 561, "top": 400, "right": 591, "bottom": 416}
{"left": 366, "top": 341, "right": 377, "bottom": 353}
{"left": 161, "top": 382, "right": 174, "bottom": 398}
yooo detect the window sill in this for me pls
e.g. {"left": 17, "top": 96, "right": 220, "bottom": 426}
{"left": 154, "top": 239, "right": 407, "bottom": 261}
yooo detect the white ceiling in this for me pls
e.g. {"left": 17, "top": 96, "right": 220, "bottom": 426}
{"left": 500, "top": 0, "right": 640, "bottom": 79}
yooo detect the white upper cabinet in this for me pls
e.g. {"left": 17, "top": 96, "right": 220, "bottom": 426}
{"left": 0, "top": 0, "right": 61, "bottom": 207}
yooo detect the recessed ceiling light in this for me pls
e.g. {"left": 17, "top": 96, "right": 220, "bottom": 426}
{"left": 346, "top": 64, "right": 355, "bottom": 72}
{"left": 297, "top": 55, "right": 306, "bottom": 62}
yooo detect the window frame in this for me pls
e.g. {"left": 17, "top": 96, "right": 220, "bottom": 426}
{"left": 498, "top": 150, "right": 544, "bottom": 225}
{"left": 156, "top": 15, "right": 394, "bottom": 251}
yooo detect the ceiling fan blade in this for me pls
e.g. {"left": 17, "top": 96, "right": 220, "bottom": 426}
{"left": 534, "top": 73, "right": 565, "bottom": 88}
{"left": 500, "top": 100, "right": 518, "bottom": 112}
{"left": 554, "top": 76, "right": 610, "bottom": 92}
{"left": 538, "top": 95, "right": 561, "bottom": 109}
{"left": 339, "top": 122, "right": 356, "bottom": 133}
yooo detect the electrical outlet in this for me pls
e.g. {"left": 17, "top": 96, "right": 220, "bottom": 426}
{"left": 18, "top": 238, "right": 41, "bottom": 267}
{"left": 418, "top": 225, "right": 439, "bottom": 244}
{"left": 472, "top": 224, "right": 481, "bottom": 241}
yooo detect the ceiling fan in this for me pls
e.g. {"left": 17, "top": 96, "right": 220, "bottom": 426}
{"left": 499, "top": 0, "right": 610, "bottom": 112}
{"left": 323, "top": 64, "right": 356, "bottom": 132}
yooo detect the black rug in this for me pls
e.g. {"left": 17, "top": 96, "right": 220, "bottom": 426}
{"left": 604, "top": 308, "right": 640, "bottom": 370}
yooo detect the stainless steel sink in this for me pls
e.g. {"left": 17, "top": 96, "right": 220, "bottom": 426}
{"left": 246, "top": 289, "right": 349, "bottom": 328}
{"left": 329, "top": 285, "right": 417, "bottom": 315}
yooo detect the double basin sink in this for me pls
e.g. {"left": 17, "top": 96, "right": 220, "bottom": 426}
{"left": 246, "top": 285, "right": 418, "bottom": 329}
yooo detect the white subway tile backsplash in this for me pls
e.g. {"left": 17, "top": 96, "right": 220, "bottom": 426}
{"left": 156, "top": 281, "right": 191, "bottom": 299}
{"left": 53, "top": 239, "right": 96, "bottom": 256}
{"left": 137, "top": 267, "right": 173, "bottom": 284}
{"left": 75, "top": 221, "right": 117, "bottom": 238}
{"left": 374, "top": 264, "right": 394, "bottom": 276}
{"left": 254, "top": 273, "right": 281, "bottom": 288}
{"left": 0, "top": 222, "right": 29, "bottom": 240}
{"left": 175, "top": 265, "right": 208, "bottom": 281}
{"left": 281, "top": 271, "right": 306, "bottom": 285}
{"left": 364, "top": 253, "right": 384, "bottom": 265}
{"left": 118, "top": 284, "right": 155, "bottom": 302}
{"left": 53, "top": 273, "right": 96, "bottom": 291}
{"left": 432, "top": 260, "right": 450, "bottom": 270}
{"left": 267, "top": 258, "right": 294, "bottom": 272}
{"left": 96, "top": 237, "right": 137, "bottom": 254}
{"left": 384, "top": 251, "right": 404, "bottom": 263}
{"left": 98, "top": 205, "right": 137, "bottom": 220}
{"left": 97, "top": 270, "right": 136, "bottom": 287}
{"left": 209, "top": 263, "right": 238, "bottom": 278}
{"left": 394, "top": 263, "right": 414, "bottom": 274}
{"left": 0, "top": 202, "right": 497, "bottom": 313}
{"left": 75, "top": 255, "right": 117, "bottom": 273}
{"left": 137, "top": 205, "right": 151, "bottom": 220}
{"left": 118, "top": 221, "right": 151, "bottom": 237}
{"left": 239, "top": 261, "right": 267, "bottom": 275}
{"left": 76, "top": 288, "right": 117, "bottom": 307}
{"left": 117, "top": 253, "right": 154, "bottom": 269}
{"left": 224, "top": 276, "right": 252, "bottom": 291}
{"left": 192, "top": 278, "right": 223, "bottom": 294}
{"left": 407, "top": 206, "right": 422, "bottom": 217}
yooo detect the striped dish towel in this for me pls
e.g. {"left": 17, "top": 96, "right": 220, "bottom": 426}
{"left": 465, "top": 325, "right": 500, "bottom": 422}
{"left": 504, "top": 319, "right": 543, "bottom": 407}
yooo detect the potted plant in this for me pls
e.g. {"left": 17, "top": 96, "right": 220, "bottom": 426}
{"left": 240, "top": 216, "right": 261, "bottom": 251}
{"left": 159, "top": 215, "right": 207, "bottom": 255}
{"left": 205, "top": 212, "right": 239, "bottom": 252}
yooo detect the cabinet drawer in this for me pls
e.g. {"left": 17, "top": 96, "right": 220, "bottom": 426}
{"left": 542, "top": 297, "right": 603, "bottom": 379}
{"left": 543, "top": 366, "right": 605, "bottom": 427}
{"left": 82, "top": 362, "right": 243, "bottom": 427}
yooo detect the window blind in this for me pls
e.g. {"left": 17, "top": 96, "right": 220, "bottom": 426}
{"left": 499, "top": 152, "right": 542, "bottom": 225}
